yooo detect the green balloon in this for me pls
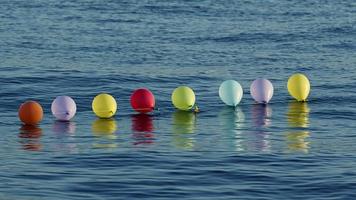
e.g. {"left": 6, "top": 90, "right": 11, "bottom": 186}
{"left": 171, "top": 86, "right": 196, "bottom": 111}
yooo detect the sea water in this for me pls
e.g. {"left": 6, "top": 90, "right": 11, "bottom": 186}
{"left": 0, "top": 0, "right": 356, "bottom": 199}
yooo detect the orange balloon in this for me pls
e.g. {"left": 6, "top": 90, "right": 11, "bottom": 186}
{"left": 18, "top": 101, "right": 43, "bottom": 125}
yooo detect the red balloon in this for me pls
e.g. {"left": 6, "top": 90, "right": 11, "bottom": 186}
{"left": 130, "top": 88, "right": 155, "bottom": 113}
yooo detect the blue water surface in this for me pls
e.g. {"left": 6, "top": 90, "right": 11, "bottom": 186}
{"left": 0, "top": 0, "right": 356, "bottom": 199}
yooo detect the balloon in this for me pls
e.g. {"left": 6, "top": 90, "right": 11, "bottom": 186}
{"left": 130, "top": 88, "right": 155, "bottom": 113}
{"left": 219, "top": 80, "right": 243, "bottom": 106}
{"left": 51, "top": 96, "right": 77, "bottom": 121}
{"left": 92, "top": 93, "right": 117, "bottom": 118}
{"left": 287, "top": 73, "right": 310, "bottom": 101}
{"left": 250, "top": 78, "right": 274, "bottom": 104}
{"left": 18, "top": 101, "right": 43, "bottom": 125}
{"left": 171, "top": 86, "right": 196, "bottom": 111}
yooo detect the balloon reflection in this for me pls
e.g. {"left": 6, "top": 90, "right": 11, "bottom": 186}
{"left": 250, "top": 104, "right": 272, "bottom": 152}
{"left": 51, "top": 121, "right": 77, "bottom": 152}
{"left": 252, "top": 104, "right": 272, "bottom": 127}
{"left": 92, "top": 119, "right": 118, "bottom": 149}
{"left": 19, "top": 125, "right": 42, "bottom": 151}
{"left": 52, "top": 121, "right": 76, "bottom": 135}
{"left": 286, "top": 101, "right": 310, "bottom": 153}
{"left": 131, "top": 114, "right": 155, "bottom": 146}
{"left": 287, "top": 101, "right": 310, "bottom": 128}
{"left": 172, "top": 110, "right": 196, "bottom": 150}
{"left": 286, "top": 131, "right": 310, "bottom": 153}
{"left": 218, "top": 107, "right": 245, "bottom": 151}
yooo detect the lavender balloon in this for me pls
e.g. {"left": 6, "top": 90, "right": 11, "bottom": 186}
{"left": 51, "top": 96, "right": 77, "bottom": 121}
{"left": 250, "top": 79, "right": 274, "bottom": 104}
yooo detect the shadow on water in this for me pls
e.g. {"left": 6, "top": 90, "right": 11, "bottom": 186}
{"left": 218, "top": 106, "right": 245, "bottom": 151}
{"left": 131, "top": 114, "right": 155, "bottom": 146}
{"left": 19, "top": 125, "right": 42, "bottom": 151}
{"left": 286, "top": 101, "right": 311, "bottom": 153}
{"left": 250, "top": 104, "right": 272, "bottom": 152}
{"left": 172, "top": 110, "right": 196, "bottom": 150}
{"left": 91, "top": 118, "right": 118, "bottom": 149}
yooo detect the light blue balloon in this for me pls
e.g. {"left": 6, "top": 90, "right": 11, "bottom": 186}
{"left": 219, "top": 80, "right": 243, "bottom": 106}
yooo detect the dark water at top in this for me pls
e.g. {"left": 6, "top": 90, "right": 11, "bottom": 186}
{"left": 0, "top": 0, "right": 356, "bottom": 199}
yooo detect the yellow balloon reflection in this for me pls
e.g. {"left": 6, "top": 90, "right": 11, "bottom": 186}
{"left": 286, "top": 131, "right": 310, "bottom": 153}
{"left": 287, "top": 101, "right": 310, "bottom": 128}
{"left": 218, "top": 107, "right": 245, "bottom": 151}
{"left": 286, "top": 101, "right": 311, "bottom": 153}
{"left": 172, "top": 110, "right": 196, "bottom": 150}
{"left": 92, "top": 119, "right": 118, "bottom": 149}
{"left": 19, "top": 125, "right": 43, "bottom": 151}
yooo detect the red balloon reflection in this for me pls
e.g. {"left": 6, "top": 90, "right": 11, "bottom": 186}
{"left": 131, "top": 114, "right": 154, "bottom": 145}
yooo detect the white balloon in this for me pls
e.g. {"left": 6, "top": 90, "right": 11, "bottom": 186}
{"left": 219, "top": 80, "right": 243, "bottom": 106}
{"left": 51, "top": 96, "right": 77, "bottom": 121}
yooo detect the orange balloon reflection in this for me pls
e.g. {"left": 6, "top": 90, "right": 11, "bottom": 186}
{"left": 19, "top": 125, "right": 42, "bottom": 151}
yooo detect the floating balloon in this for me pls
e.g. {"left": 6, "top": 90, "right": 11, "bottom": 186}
{"left": 130, "top": 88, "right": 155, "bottom": 113}
{"left": 250, "top": 78, "right": 274, "bottom": 104}
{"left": 219, "top": 80, "right": 243, "bottom": 106}
{"left": 51, "top": 96, "right": 77, "bottom": 121}
{"left": 287, "top": 73, "right": 310, "bottom": 101}
{"left": 92, "top": 93, "right": 117, "bottom": 118}
{"left": 18, "top": 101, "right": 43, "bottom": 125}
{"left": 171, "top": 86, "right": 196, "bottom": 111}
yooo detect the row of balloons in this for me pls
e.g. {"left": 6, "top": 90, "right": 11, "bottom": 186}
{"left": 18, "top": 73, "right": 311, "bottom": 125}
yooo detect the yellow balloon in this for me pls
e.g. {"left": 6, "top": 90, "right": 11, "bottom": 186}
{"left": 171, "top": 86, "right": 196, "bottom": 111}
{"left": 287, "top": 73, "right": 310, "bottom": 101}
{"left": 92, "top": 93, "right": 117, "bottom": 118}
